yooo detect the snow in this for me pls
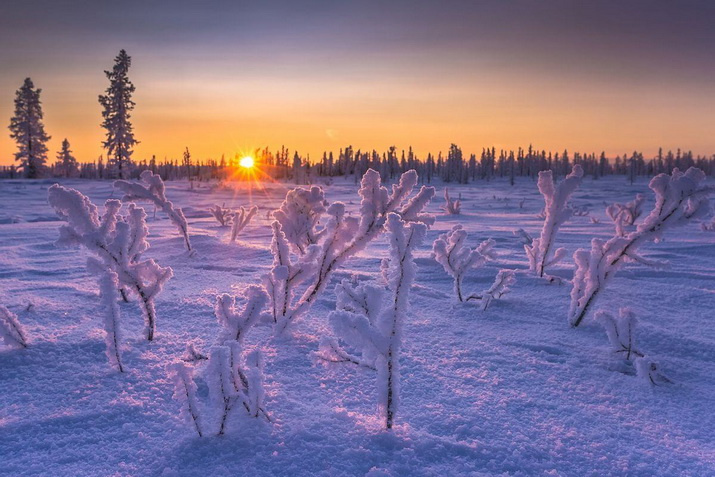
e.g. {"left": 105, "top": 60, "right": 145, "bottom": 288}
{"left": 0, "top": 175, "right": 714, "bottom": 476}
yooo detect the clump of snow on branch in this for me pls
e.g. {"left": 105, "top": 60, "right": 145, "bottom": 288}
{"left": 272, "top": 186, "right": 327, "bottom": 255}
{"left": 0, "top": 305, "right": 28, "bottom": 349}
{"left": 47, "top": 184, "right": 173, "bottom": 342}
{"left": 210, "top": 204, "right": 232, "bottom": 226}
{"left": 230, "top": 206, "right": 258, "bottom": 243}
{"left": 441, "top": 188, "right": 461, "bottom": 215}
{"left": 596, "top": 308, "right": 642, "bottom": 361}
{"left": 569, "top": 167, "right": 712, "bottom": 327}
{"left": 432, "top": 225, "right": 496, "bottom": 302}
{"left": 317, "top": 213, "right": 426, "bottom": 429}
{"left": 265, "top": 168, "right": 435, "bottom": 336}
{"left": 525, "top": 164, "right": 583, "bottom": 278}
{"left": 607, "top": 194, "right": 645, "bottom": 236}
{"left": 93, "top": 268, "right": 124, "bottom": 372}
{"left": 114, "top": 170, "right": 192, "bottom": 252}
{"left": 465, "top": 269, "right": 517, "bottom": 310}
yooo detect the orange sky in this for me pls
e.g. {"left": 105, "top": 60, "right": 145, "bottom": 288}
{"left": 1, "top": 1, "right": 714, "bottom": 166}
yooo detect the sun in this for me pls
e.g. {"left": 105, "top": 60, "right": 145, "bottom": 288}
{"left": 239, "top": 156, "right": 255, "bottom": 169}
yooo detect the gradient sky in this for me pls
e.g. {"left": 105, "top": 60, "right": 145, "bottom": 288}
{"left": 1, "top": 0, "right": 714, "bottom": 165}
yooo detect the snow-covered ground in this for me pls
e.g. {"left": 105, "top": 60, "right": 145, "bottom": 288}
{"left": 1, "top": 175, "right": 714, "bottom": 476}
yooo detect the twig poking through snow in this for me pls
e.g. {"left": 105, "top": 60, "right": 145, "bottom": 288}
{"left": 229, "top": 206, "right": 258, "bottom": 243}
{"left": 0, "top": 305, "right": 28, "bottom": 349}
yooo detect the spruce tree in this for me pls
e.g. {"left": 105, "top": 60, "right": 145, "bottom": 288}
{"left": 99, "top": 49, "right": 138, "bottom": 179}
{"left": 56, "top": 138, "right": 79, "bottom": 178}
{"left": 9, "top": 78, "right": 50, "bottom": 178}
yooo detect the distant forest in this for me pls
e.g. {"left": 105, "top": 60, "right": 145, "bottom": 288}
{"left": 2, "top": 144, "right": 713, "bottom": 184}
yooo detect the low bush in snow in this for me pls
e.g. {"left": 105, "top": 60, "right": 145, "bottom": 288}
{"left": 170, "top": 285, "right": 270, "bottom": 436}
{"left": 264, "top": 168, "right": 434, "bottom": 336}
{"left": 48, "top": 185, "right": 172, "bottom": 352}
{"left": 317, "top": 213, "right": 425, "bottom": 429}
{"left": 229, "top": 206, "right": 258, "bottom": 243}
{"left": 432, "top": 225, "right": 496, "bottom": 302}
{"left": 441, "top": 188, "right": 461, "bottom": 215}
{"left": 114, "top": 170, "right": 192, "bottom": 252}
{"left": 524, "top": 164, "right": 583, "bottom": 278}
{"left": 569, "top": 167, "right": 712, "bottom": 327}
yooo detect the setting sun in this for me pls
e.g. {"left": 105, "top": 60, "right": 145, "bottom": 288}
{"left": 239, "top": 156, "right": 255, "bottom": 169}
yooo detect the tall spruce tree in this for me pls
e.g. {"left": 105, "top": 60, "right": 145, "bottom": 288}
{"left": 56, "top": 138, "right": 79, "bottom": 178}
{"left": 99, "top": 49, "right": 138, "bottom": 179}
{"left": 9, "top": 78, "right": 50, "bottom": 178}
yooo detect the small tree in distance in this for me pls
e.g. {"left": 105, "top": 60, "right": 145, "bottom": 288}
{"left": 99, "top": 49, "right": 138, "bottom": 179}
{"left": 56, "top": 138, "right": 79, "bottom": 178}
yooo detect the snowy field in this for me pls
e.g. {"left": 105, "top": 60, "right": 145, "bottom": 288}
{"left": 1, "top": 175, "right": 714, "bottom": 476}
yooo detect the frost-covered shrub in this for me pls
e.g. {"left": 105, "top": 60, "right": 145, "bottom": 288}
{"left": 607, "top": 194, "right": 645, "bottom": 236}
{"left": 596, "top": 308, "right": 642, "bottom": 361}
{"left": 265, "top": 169, "right": 435, "bottom": 336}
{"left": 170, "top": 286, "right": 270, "bottom": 436}
{"left": 465, "top": 269, "right": 516, "bottom": 310}
{"left": 0, "top": 305, "right": 27, "bottom": 349}
{"left": 317, "top": 213, "right": 426, "bottom": 429}
{"left": 229, "top": 206, "right": 258, "bottom": 243}
{"left": 442, "top": 188, "right": 461, "bottom": 215}
{"left": 114, "top": 170, "right": 192, "bottom": 252}
{"left": 525, "top": 165, "right": 583, "bottom": 278}
{"left": 634, "top": 357, "right": 672, "bottom": 385}
{"left": 569, "top": 168, "right": 712, "bottom": 327}
{"left": 210, "top": 204, "right": 232, "bottom": 226}
{"left": 701, "top": 216, "right": 715, "bottom": 232}
{"left": 272, "top": 186, "right": 327, "bottom": 255}
{"left": 432, "top": 225, "right": 496, "bottom": 302}
{"left": 48, "top": 184, "right": 173, "bottom": 341}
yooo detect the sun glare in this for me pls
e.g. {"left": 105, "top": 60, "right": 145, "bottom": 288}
{"left": 239, "top": 156, "right": 255, "bottom": 169}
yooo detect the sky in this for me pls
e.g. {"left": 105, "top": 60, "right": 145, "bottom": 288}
{"left": 1, "top": 0, "right": 714, "bottom": 166}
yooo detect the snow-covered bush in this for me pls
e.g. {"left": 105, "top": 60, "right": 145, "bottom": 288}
{"left": 317, "top": 213, "right": 426, "bottom": 429}
{"left": 230, "top": 206, "right": 258, "bottom": 243}
{"left": 525, "top": 164, "right": 583, "bottom": 278}
{"left": 210, "top": 204, "right": 232, "bottom": 226}
{"left": 634, "top": 357, "right": 672, "bottom": 385}
{"left": 0, "top": 305, "right": 27, "bottom": 349}
{"left": 48, "top": 184, "right": 173, "bottom": 341}
{"left": 170, "top": 286, "right": 270, "bottom": 436}
{"left": 114, "top": 170, "right": 192, "bottom": 252}
{"left": 465, "top": 269, "right": 516, "bottom": 310}
{"left": 169, "top": 362, "right": 204, "bottom": 437}
{"left": 265, "top": 169, "right": 435, "bottom": 336}
{"left": 607, "top": 194, "right": 645, "bottom": 236}
{"left": 701, "top": 216, "right": 715, "bottom": 232}
{"left": 442, "top": 188, "right": 461, "bottom": 215}
{"left": 596, "top": 308, "right": 642, "bottom": 361}
{"left": 432, "top": 225, "right": 496, "bottom": 302}
{"left": 272, "top": 186, "right": 327, "bottom": 255}
{"left": 569, "top": 167, "right": 712, "bottom": 327}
